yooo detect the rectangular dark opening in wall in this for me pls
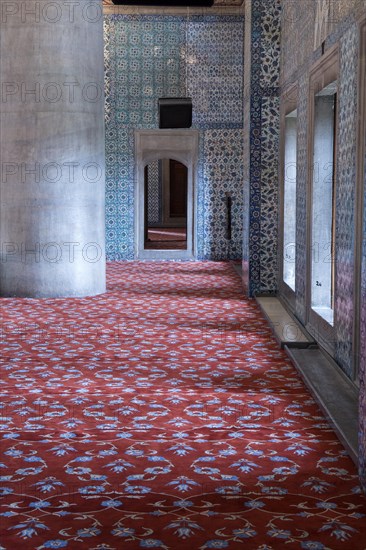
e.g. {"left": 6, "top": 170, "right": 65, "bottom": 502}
{"left": 158, "top": 98, "right": 192, "bottom": 129}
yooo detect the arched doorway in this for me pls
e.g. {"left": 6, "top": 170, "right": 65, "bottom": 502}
{"left": 144, "top": 158, "right": 188, "bottom": 251}
{"left": 135, "top": 129, "right": 199, "bottom": 260}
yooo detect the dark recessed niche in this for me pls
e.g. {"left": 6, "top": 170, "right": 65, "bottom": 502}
{"left": 158, "top": 98, "right": 192, "bottom": 129}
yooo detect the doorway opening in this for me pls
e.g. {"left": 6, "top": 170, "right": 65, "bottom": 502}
{"left": 135, "top": 129, "right": 198, "bottom": 260}
{"left": 144, "top": 159, "right": 188, "bottom": 251}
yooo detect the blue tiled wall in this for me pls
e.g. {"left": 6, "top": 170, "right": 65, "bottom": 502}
{"left": 242, "top": 0, "right": 282, "bottom": 295}
{"left": 334, "top": 26, "right": 359, "bottom": 376}
{"left": 361, "top": 150, "right": 366, "bottom": 490}
{"left": 104, "top": 15, "right": 244, "bottom": 260}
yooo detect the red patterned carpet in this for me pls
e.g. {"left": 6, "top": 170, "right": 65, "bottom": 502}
{"left": 1, "top": 262, "right": 366, "bottom": 549}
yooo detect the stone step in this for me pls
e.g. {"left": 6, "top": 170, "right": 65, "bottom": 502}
{"left": 287, "top": 347, "right": 359, "bottom": 465}
{"left": 256, "top": 296, "right": 314, "bottom": 348}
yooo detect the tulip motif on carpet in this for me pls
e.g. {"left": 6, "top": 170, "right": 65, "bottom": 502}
{"left": 1, "top": 262, "right": 366, "bottom": 549}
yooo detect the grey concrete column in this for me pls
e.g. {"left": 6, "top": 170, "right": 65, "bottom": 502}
{"left": 0, "top": 0, "right": 106, "bottom": 297}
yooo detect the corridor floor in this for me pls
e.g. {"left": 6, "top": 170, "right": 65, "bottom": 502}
{"left": 1, "top": 262, "right": 366, "bottom": 549}
{"left": 145, "top": 228, "right": 187, "bottom": 250}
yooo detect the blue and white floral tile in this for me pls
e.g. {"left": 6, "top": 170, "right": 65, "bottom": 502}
{"left": 334, "top": 25, "right": 359, "bottom": 378}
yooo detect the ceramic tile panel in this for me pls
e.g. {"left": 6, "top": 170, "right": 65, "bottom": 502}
{"left": 202, "top": 129, "right": 244, "bottom": 260}
{"left": 360, "top": 252, "right": 366, "bottom": 491}
{"left": 260, "top": 0, "right": 281, "bottom": 89}
{"left": 104, "top": 14, "right": 244, "bottom": 261}
{"left": 260, "top": 96, "right": 280, "bottom": 292}
{"left": 246, "top": 1, "right": 263, "bottom": 295}
{"left": 195, "top": 136, "right": 206, "bottom": 260}
{"left": 147, "top": 161, "right": 162, "bottom": 225}
{"left": 245, "top": 0, "right": 281, "bottom": 296}
{"left": 359, "top": 22, "right": 366, "bottom": 494}
{"left": 361, "top": 172, "right": 366, "bottom": 490}
{"left": 187, "top": 19, "right": 244, "bottom": 127}
{"left": 334, "top": 25, "right": 359, "bottom": 377}
{"left": 242, "top": 0, "right": 252, "bottom": 290}
{"left": 294, "top": 73, "right": 309, "bottom": 324}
